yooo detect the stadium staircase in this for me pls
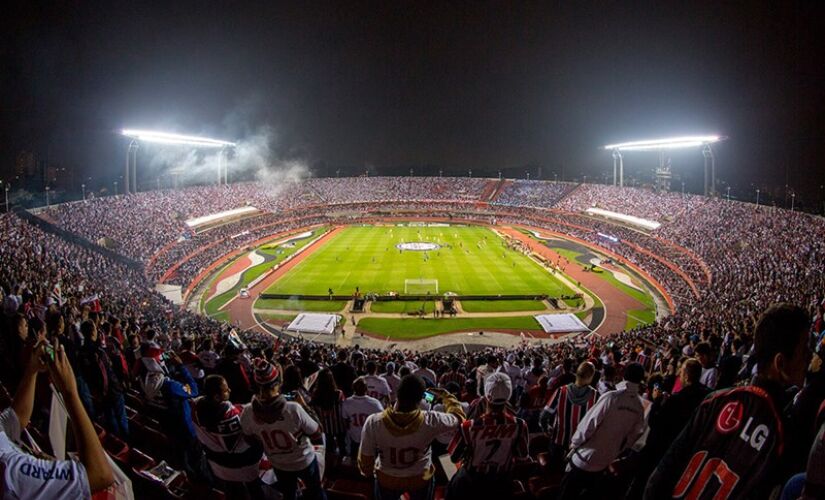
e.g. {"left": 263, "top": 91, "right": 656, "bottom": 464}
{"left": 487, "top": 179, "right": 512, "bottom": 202}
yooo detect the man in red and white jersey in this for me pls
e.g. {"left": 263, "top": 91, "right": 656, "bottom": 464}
{"left": 359, "top": 375, "right": 465, "bottom": 500}
{"left": 446, "top": 372, "right": 529, "bottom": 499}
{"left": 192, "top": 374, "right": 263, "bottom": 498}
{"left": 539, "top": 361, "right": 598, "bottom": 464}
{"left": 240, "top": 359, "right": 326, "bottom": 500}
{"left": 363, "top": 361, "right": 391, "bottom": 405}
{"left": 342, "top": 378, "right": 383, "bottom": 458}
{"left": 645, "top": 303, "right": 813, "bottom": 499}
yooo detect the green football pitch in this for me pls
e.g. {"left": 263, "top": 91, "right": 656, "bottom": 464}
{"left": 263, "top": 224, "right": 574, "bottom": 296}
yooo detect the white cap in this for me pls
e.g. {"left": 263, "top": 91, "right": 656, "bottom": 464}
{"left": 484, "top": 372, "right": 512, "bottom": 405}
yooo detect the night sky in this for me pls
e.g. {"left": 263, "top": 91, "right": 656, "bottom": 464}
{"left": 2, "top": 2, "right": 824, "bottom": 204}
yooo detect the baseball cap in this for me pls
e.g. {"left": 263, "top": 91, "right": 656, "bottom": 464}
{"left": 253, "top": 358, "right": 280, "bottom": 386}
{"left": 484, "top": 372, "right": 512, "bottom": 405}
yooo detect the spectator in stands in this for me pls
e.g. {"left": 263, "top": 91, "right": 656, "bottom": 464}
{"left": 192, "top": 375, "right": 263, "bottom": 499}
{"left": 413, "top": 357, "right": 437, "bottom": 387}
{"left": 520, "top": 374, "right": 551, "bottom": 432}
{"left": 717, "top": 337, "right": 744, "bottom": 389}
{"left": 332, "top": 349, "right": 357, "bottom": 397}
{"left": 558, "top": 362, "right": 647, "bottom": 500}
{"left": 694, "top": 341, "right": 719, "bottom": 390}
{"left": 645, "top": 304, "right": 813, "bottom": 499}
{"left": 381, "top": 362, "right": 401, "bottom": 402}
{"left": 310, "top": 369, "right": 346, "bottom": 457}
{"left": 217, "top": 344, "right": 252, "bottom": 404}
{"left": 77, "top": 320, "right": 129, "bottom": 439}
{"left": 240, "top": 359, "right": 326, "bottom": 500}
{"left": 626, "top": 358, "right": 709, "bottom": 499}
{"left": 540, "top": 361, "right": 599, "bottom": 465}
{"left": 364, "top": 361, "right": 391, "bottom": 404}
{"left": 342, "top": 378, "right": 383, "bottom": 458}
{"left": 139, "top": 350, "right": 205, "bottom": 480}
{"left": 438, "top": 360, "right": 466, "bottom": 389}
{"left": 598, "top": 363, "right": 618, "bottom": 394}
{"left": 475, "top": 355, "right": 501, "bottom": 396}
{"left": 359, "top": 375, "right": 465, "bottom": 500}
{"left": 1, "top": 341, "right": 114, "bottom": 496}
{"left": 447, "top": 372, "right": 529, "bottom": 499}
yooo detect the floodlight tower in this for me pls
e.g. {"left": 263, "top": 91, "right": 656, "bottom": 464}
{"left": 611, "top": 149, "right": 624, "bottom": 187}
{"left": 121, "top": 129, "right": 236, "bottom": 193}
{"left": 604, "top": 136, "right": 723, "bottom": 194}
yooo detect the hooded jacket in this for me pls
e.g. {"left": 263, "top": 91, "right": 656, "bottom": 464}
{"left": 569, "top": 380, "right": 646, "bottom": 472}
{"left": 359, "top": 392, "right": 465, "bottom": 489}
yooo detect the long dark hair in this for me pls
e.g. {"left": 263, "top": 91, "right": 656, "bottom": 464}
{"left": 281, "top": 364, "right": 303, "bottom": 395}
{"left": 311, "top": 369, "right": 339, "bottom": 409}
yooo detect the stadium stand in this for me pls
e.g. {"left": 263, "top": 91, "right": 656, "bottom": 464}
{"left": 2, "top": 177, "right": 824, "bottom": 498}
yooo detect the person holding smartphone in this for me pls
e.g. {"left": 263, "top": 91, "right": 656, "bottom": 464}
{"left": 0, "top": 340, "right": 114, "bottom": 498}
{"left": 358, "top": 375, "right": 465, "bottom": 500}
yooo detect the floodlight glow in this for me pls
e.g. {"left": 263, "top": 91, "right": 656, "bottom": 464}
{"left": 604, "top": 135, "right": 720, "bottom": 151}
{"left": 122, "top": 129, "right": 236, "bottom": 148}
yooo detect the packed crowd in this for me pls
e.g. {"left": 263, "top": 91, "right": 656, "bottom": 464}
{"left": 493, "top": 180, "right": 578, "bottom": 208}
{"left": 555, "top": 183, "right": 708, "bottom": 224}
{"left": 2, "top": 220, "right": 823, "bottom": 498}
{"left": 3, "top": 175, "right": 825, "bottom": 498}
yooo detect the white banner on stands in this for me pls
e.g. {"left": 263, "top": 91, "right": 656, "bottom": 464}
{"left": 534, "top": 313, "right": 590, "bottom": 334}
{"left": 287, "top": 313, "right": 339, "bottom": 335}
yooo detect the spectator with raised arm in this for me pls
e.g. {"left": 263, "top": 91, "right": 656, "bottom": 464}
{"left": 0, "top": 341, "right": 114, "bottom": 497}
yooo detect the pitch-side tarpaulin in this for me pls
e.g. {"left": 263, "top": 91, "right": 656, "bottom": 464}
{"left": 534, "top": 313, "right": 590, "bottom": 334}
{"left": 287, "top": 313, "right": 339, "bottom": 335}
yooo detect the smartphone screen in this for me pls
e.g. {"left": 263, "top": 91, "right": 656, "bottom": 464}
{"left": 424, "top": 391, "right": 435, "bottom": 404}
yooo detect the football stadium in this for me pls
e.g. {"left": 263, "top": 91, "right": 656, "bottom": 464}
{"left": 1, "top": 4, "right": 825, "bottom": 500}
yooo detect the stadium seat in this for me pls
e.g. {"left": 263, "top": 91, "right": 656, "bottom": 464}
{"left": 100, "top": 432, "right": 130, "bottom": 461}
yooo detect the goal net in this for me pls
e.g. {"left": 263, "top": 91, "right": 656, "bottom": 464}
{"left": 404, "top": 279, "right": 439, "bottom": 295}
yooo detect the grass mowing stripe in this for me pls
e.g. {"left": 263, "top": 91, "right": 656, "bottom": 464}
{"left": 357, "top": 316, "right": 541, "bottom": 339}
{"left": 460, "top": 300, "right": 548, "bottom": 313}
{"left": 255, "top": 298, "right": 346, "bottom": 312}
{"left": 265, "top": 225, "right": 573, "bottom": 296}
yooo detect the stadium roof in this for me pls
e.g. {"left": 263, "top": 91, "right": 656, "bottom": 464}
{"left": 604, "top": 135, "right": 721, "bottom": 151}
{"left": 121, "top": 129, "right": 236, "bottom": 148}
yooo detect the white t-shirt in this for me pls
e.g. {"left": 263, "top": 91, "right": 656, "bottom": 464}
{"left": 240, "top": 401, "right": 319, "bottom": 471}
{"left": 0, "top": 408, "right": 91, "bottom": 499}
{"left": 341, "top": 395, "right": 383, "bottom": 444}
{"left": 382, "top": 374, "right": 401, "bottom": 401}
{"left": 360, "top": 410, "right": 460, "bottom": 478}
{"left": 700, "top": 366, "right": 718, "bottom": 389}
{"left": 364, "top": 375, "right": 392, "bottom": 402}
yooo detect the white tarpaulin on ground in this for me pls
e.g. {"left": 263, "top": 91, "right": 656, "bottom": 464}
{"left": 534, "top": 313, "right": 590, "bottom": 333}
{"left": 287, "top": 313, "right": 339, "bottom": 335}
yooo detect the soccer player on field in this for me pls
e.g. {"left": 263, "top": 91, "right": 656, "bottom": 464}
{"left": 342, "top": 378, "right": 383, "bottom": 458}
{"left": 645, "top": 304, "right": 813, "bottom": 499}
{"left": 240, "top": 359, "right": 326, "bottom": 500}
{"left": 359, "top": 375, "right": 465, "bottom": 500}
{"left": 446, "top": 372, "right": 529, "bottom": 499}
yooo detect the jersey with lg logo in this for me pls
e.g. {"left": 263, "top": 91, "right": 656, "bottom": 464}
{"left": 647, "top": 386, "right": 784, "bottom": 499}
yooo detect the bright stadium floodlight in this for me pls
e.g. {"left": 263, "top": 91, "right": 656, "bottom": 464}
{"left": 122, "top": 129, "right": 236, "bottom": 148}
{"left": 604, "top": 135, "right": 725, "bottom": 196}
{"left": 121, "top": 129, "right": 236, "bottom": 194}
{"left": 604, "top": 135, "right": 721, "bottom": 151}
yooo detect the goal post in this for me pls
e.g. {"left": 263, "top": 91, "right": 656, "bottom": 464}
{"left": 404, "top": 279, "right": 439, "bottom": 295}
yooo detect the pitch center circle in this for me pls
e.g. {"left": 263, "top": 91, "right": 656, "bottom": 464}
{"left": 396, "top": 242, "right": 441, "bottom": 251}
